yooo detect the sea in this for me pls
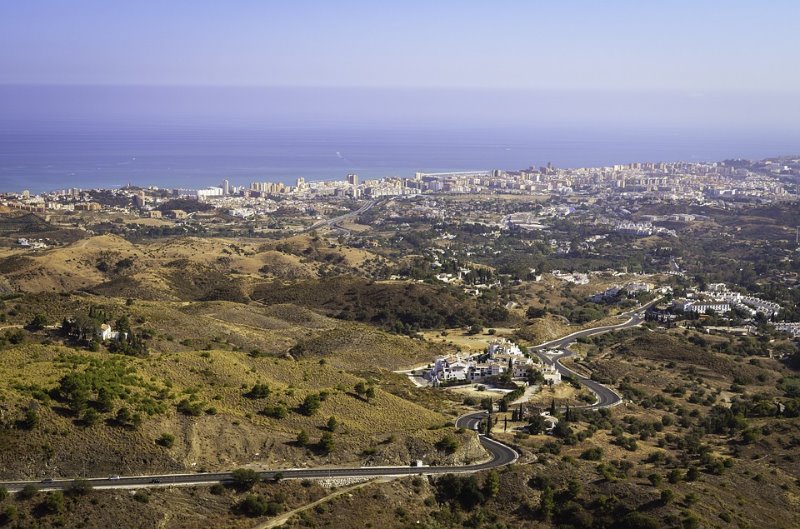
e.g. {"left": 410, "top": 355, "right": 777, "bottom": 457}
{"left": 1, "top": 86, "right": 799, "bottom": 193}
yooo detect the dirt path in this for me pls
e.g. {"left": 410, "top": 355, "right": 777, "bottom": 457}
{"left": 251, "top": 479, "right": 381, "bottom": 529}
{"left": 510, "top": 384, "right": 538, "bottom": 405}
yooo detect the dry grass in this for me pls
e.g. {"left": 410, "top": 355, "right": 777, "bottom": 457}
{"left": 0, "top": 292, "right": 469, "bottom": 478}
{"left": 420, "top": 327, "right": 518, "bottom": 352}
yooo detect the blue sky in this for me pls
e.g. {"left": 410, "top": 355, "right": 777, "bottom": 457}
{"left": 1, "top": 0, "right": 798, "bottom": 92}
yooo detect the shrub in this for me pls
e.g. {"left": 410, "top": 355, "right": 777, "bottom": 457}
{"left": 82, "top": 408, "right": 100, "bottom": 427}
{"left": 566, "top": 479, "right": 582, "bottom": 500}
{"left": 436, "top": 435, "right": 459, "bottom": 454}
{"left": 580, "top": 447, "right": 603, "bottom": 461}
{"left": 133, "top": 491, "right": 149, "bottom": 503}
{"left": 19, "top": 407, "right": 40, "bottom": 430}
{"left": 235, "top": 494, "right": 282, "bottom": 517}
{"left": 210, "top": 484, "right": 225, "bottom": 495}
{"left": 67, "top": 479, "right": 92, "bottom": 496}
{"left": 319, "top": 432, "right": 335, "bottom": 454}
{"left": 647, "top": 473, "right": 663, "bottom": 486}
{"left": 262, "top": 404, "right": 287, "bottom": 419}
{"left": 39, "top": 491, "right": 65, "bottom": 515}
{"left": 435, "top": 474, "right": 486, "bottom": 510}
{"left": 17, "top": 484, "right": 38, "bottom": 500}
{"left": 667, "top": 469, "right": 683, "bottom": 484}
{"left": 296, "top": 429, "right": 309, "bottom": 446}
{"left": 156, "top": 433, "right": 175, "bottom": 448}
{"left": 115, "top": 407, "right": 132, "bottom": 424}
{"left": 27, "top": 314, "right": 48, "bottom": 331}
{"left": 0, "top": 505, "right": 17, "bottom": 525}
{"left": 230, "top": 468, "right": 260, "bottom": 491}
{"left": 247, "top": 383, "right": 271, "bottom": 399}
{"left": 617, "top": 512, "right": 660, "bottom": 529}
{"left": 300, "top": 394, "right": 321, "bottom": 416}
{"left": 660, "top": 489, "right": 675, "bottom": 504}
{"left": 177, "top": 399, "right": 204, "bottom": 416}
{"left": 483, "top": 470, "right": 500, "bottom": 498}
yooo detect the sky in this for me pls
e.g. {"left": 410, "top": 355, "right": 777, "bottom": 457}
{"left": 1, "top": 0, "right": 798, "bottom": 92}
{"left": 0, "top": 1, "right": 799, "bottom": 129}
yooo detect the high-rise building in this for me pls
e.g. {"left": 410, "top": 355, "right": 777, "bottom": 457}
{"left": 296, "top": 177, "right": 305, "bottom": 188}
{"left": 222, "top": 179, "right": 230, "bottom": 195}
{"left": 133, "top": 191, "right": 146, "bottom": 208}
{"left": 347, "top": 173, "right": 359, "bottom": 187}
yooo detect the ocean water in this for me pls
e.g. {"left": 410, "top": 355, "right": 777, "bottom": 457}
{"left": 3, "top": 123, "right": 800, "bottom": 194}
{"left": 1, "top": 86, "right": 799, "bottom": 193}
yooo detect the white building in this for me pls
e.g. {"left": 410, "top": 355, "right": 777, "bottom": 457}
{"left": 426, "top": 338, "right": 559, "bottom": 386}
{"left": 675, "top": 300, "right": 731, "bottom": 314}
{"left": 487, "top": 338, "right": 524, "bottom": 357}
{"left": 541, "top": 364, "right": 562, "bottom": 385}
{"left": 99, "top": 324, "right": 120, "bottom": 341}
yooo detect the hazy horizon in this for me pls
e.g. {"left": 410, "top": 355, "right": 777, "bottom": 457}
{"left": 2, "top": 2, "right": 799, "bottom": 192}
{"left": 2, "top": 84, "right": 799, "bottom": 131}
{"left": 3, "top": 2, "right": 799, "bottom": 92}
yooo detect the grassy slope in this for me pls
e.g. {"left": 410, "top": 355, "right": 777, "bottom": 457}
{"left": 0, "top": 296, "right": 471, "bottom": 480}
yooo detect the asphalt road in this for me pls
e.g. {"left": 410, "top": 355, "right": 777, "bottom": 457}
{"left": 530, "top": 302, "right": 657, "bottom": 409}
{"left": 0, "top": 412, "right": 517, "bottom": 493}
{"left": 306, "top": 199, "right": 378, "bottom": 232}
{"left": 1, "top": 305, "right": 655, "bottom": 493}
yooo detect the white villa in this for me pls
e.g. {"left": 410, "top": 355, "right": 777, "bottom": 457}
{"left": 674, "top": 284, "right": 782, "bottom": 319}
{"left": 541, "top": 364, "right": 562, "bottom": 385}
{"left": 701, "top": 285, "right": 781, "bottom": 318}
{"left": 675, "top": 301, "right": 732, "bottom": 315}
{"left": 99, "top": 324, "right": 123, "bottom": 341}
{"left": 426, "top": 338, "right": 561, "bottom": 386}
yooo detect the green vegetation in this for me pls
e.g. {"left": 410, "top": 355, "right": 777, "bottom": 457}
{"left": 156, "top": 433, "right": 175, "bottom": 448}
{"left": 318, "top": 431, "right": 335, "bottom": 454}
{"left": 256, "top": 277, "right": 511, "bottom": 335}
{"left": 235, "top": 494, "right": 282, "bottom": 517}
{"left": 230, "top": 468, "right": 260, "bottom": 491}
{"left": 436, "top": 435, "right": 460, "bottom": 454}
{"left": 299, "top": 393, "right": 321, "bottom": 416}
{"left": 1, "top": 196, "right": 799, "bottom": 528}
{"left": 246, "top": 383, "right": 271, "bottom": 399}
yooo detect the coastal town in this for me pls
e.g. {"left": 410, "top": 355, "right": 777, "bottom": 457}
{"left": 3, "top": 156, "right": 798, "bottom": 218}
{"left": 2, "top": 147, "right": 800, "bottom": 529}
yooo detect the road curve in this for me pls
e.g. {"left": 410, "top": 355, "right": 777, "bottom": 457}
{"left": 306, "top": 199, "right": 379, "bottom": 232}
{"left": 0, "top": 412, "right": 517, "bottom": 493}
{"left": 529, "top": 303, "right": 656, "bottom": 410}
{"left": 0, "top": 307, "right": 655, "bottom": 492}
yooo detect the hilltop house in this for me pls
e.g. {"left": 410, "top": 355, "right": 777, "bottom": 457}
{"left": 99, "top": 324, "right": 127, "bottom": 341}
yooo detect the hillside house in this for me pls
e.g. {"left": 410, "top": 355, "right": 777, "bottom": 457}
{"left": 98, "top": 324, "right": 127, "bottom": 341}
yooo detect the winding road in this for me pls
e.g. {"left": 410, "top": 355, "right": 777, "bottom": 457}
{"left": 0, "top": 412, "right": 517, "bottom": 493}
{"left": 530, "top": 302, "right": 657, "bottom": 409}
{"left": 0, "top": 303, "right": 656, "bottom": 493}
